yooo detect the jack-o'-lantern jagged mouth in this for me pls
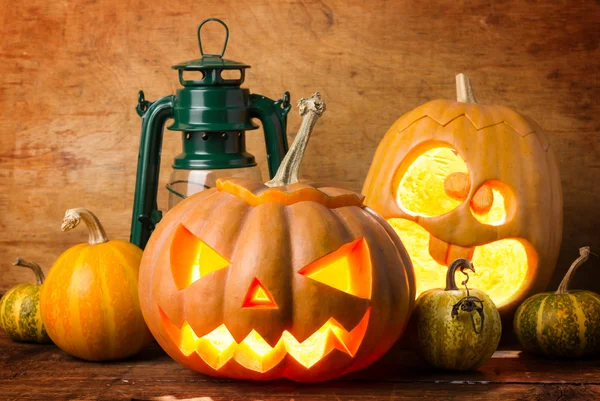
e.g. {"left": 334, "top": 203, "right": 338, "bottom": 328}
{"left": 388, "top": 218, "right": 535, "bottom": 306}
{"left": 159, "top": 307, "right": 371, "bottom": 372}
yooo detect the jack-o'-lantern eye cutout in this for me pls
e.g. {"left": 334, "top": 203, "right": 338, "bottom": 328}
{"left": 469, "top": 180, "right": 515, "bottom": 226}
{"left": 444, "top": 174, "right": 516, "bottom": 226}
{"left": 170, "top": 225, "right": 230, "bottom": 290}
{"left": 394, "top": 145, "right": 469, "bottom": 217}
{"left": 299, "top": 238, "right": 372, "bottom": 300}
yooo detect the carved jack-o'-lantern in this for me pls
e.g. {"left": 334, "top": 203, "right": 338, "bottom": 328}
{"left": 139, "top": 94, "right": 415, "bottom": 382}
{"left": 362, "top": 75, "right": 562, "bottom": 315}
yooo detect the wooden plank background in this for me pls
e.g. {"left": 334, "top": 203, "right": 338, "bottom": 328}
{"left": 0, "top": 0, "right": 598, "bottom": 296}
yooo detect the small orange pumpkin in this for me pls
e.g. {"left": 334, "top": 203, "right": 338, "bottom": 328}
{"left": 139, "top": 93, "right": 415, "bottom": 382}
{"left": 40, "top": 208, "right": 153, "bottom": 361}
{"left": 362, "top": 74, "right": 562, "bottom": 315}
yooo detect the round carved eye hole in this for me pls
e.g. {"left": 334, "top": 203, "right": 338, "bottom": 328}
{"left": 394, "top": 146, "right": 469, "bottom": 217}
{"left": 469, "top": 181, "right": 516, "bottom": 226}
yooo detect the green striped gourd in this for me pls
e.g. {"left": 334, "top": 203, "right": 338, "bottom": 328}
{"left": 514, "top": 247, "right": 600, "bottom": 358}
{"left": 414, "top": 259, "right": 501, "bottom": 370}
{"left": 0, "top": 258, "right": 52, "bottom": 343}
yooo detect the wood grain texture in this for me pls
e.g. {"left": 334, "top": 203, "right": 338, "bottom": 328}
{"left": 0, "top": 0, "right": 599, "bottom": 295}
{"left": 1, "top": 331, "right": 600, "bottom": 400}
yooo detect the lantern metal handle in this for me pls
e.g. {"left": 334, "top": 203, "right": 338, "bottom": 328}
{"left": 197, "top": 18, "right": 229, "bottom": 58}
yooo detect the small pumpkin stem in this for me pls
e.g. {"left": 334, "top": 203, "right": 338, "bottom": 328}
{"left": 13, "top": 258, "right": 45, "bottom": 285}
{"left": 445, "top": 258, "right": 475, "bottom": 291}
{"left": 265, "top": 92, "right": 326, "bottom": 188}
{"left": 556, "top": 247, "right": 593, "bottom": 294}
{"left": 61, "top": 208, "right": 108, "bottom": 245}
{"left": 456, "top": 73, "right": 478, "bottom": 104}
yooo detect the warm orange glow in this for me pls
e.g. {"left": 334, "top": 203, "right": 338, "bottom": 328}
{"left": 243, "top": 278, "right": 278, "bottom": 308}
{"left": 471, "top": 239, "right": 530, "bottom": 302}
{"left": 179, "top": 320, "right": 201, "bottom": 356}
{"left": 171, "top": 225, "right": 230, "bottom": 290}
{"left": 252, "top": 286, "right": 270, "bottom": 303}
{"left": 390, "top": 147, "right": 528, "bottom": 305}
{"left": 160, "top": 308, "right": 371, "bottom": 372}
{"left": 470, "top": 181, "right": 515, "bottom": 226}
{"left": 397, "top": 147, "right": 468, "bottom": 217}
{"left": 388, "top": 218, "right": 530, "bottom": 307}
{"left": 299, "top": 238, "right": 371, "bottom": 299}
{"left": 472, "top": 187, "right": 504, "bottom": 225}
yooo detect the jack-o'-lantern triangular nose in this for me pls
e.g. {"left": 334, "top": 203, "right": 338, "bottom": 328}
{"left": 243, "top": 278, "right": 278, "bottom": 309}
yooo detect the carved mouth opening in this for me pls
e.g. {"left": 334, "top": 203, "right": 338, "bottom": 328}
{"left": 388, "top": 218, "right": 535, "bottom": 306}
{"left": 159, "top": 307, "right": 371, "bottom": 373}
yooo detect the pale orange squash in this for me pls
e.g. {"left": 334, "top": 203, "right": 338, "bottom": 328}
{"left": 40, "top": 208, "right": 153, "bottom": 361}
{"left": 139, "top": 93, "right": 415, "bottom": 382}
{"left": 362, "top": 74, "right": 562, "bottom": 315}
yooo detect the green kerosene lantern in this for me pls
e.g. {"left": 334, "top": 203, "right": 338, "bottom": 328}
{"left": 130, "top": 18, "right": 291, "bottom": 248}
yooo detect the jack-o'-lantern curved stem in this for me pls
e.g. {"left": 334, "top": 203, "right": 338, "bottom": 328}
{"left": 265, "top": 92, "right": 326, "bottom": 188}
{"left": 445, "top": 258, "right": 476, "bottom": 291}
{"left": 13, "top": 258, "right": 45, "bottom": 285}
{"left": 556, "top": 247, "right": 593, "bottom": 294}
{"left": 456, "top": 73, "right": 478, "bottom": 104}
{"left": 61, "top": 208, "right": 109, "bottom": 245}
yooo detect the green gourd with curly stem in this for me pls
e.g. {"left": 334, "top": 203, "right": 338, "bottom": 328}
{"left": 414, "top": 258, "right": 502, "bottom": 370}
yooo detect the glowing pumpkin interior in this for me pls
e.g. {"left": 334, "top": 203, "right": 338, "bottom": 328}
{"left": 162, "top": 229, "right": 372, "bottom": 372}
{"left": 243, "top": 278, "right": 278, "bottom": 308}
{"left": 390, "top": 146, "right": 532, "bottom": 306}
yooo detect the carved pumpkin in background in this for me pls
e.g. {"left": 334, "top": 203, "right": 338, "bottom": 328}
{"left": 362, "top": 74, "right": 562, "bottom": 315}
{"left": 139, "top": 93, "right": 415, "bottom": 382}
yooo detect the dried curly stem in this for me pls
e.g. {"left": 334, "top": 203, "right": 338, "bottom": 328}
{"left": 445, "top": 258, "right": 475, "bottom": 291}
{"left": 61, "top": 208, "right": 108, "bottom": 245}
{"left": 556, "top": 247, "right": 594, "bottom": 294}
{"left": 456, "top": 73, "right": 477, "bottom": 104}
{"left": 13, "top": 258, "right": 45, "bottom": 285}
{"left": 265, "top": 92, "right": 326, "bottom": 187}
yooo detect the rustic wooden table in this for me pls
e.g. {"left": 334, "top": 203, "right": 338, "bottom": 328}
{"left": 0, "top": 330, "right": 597, "bottom": 401}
